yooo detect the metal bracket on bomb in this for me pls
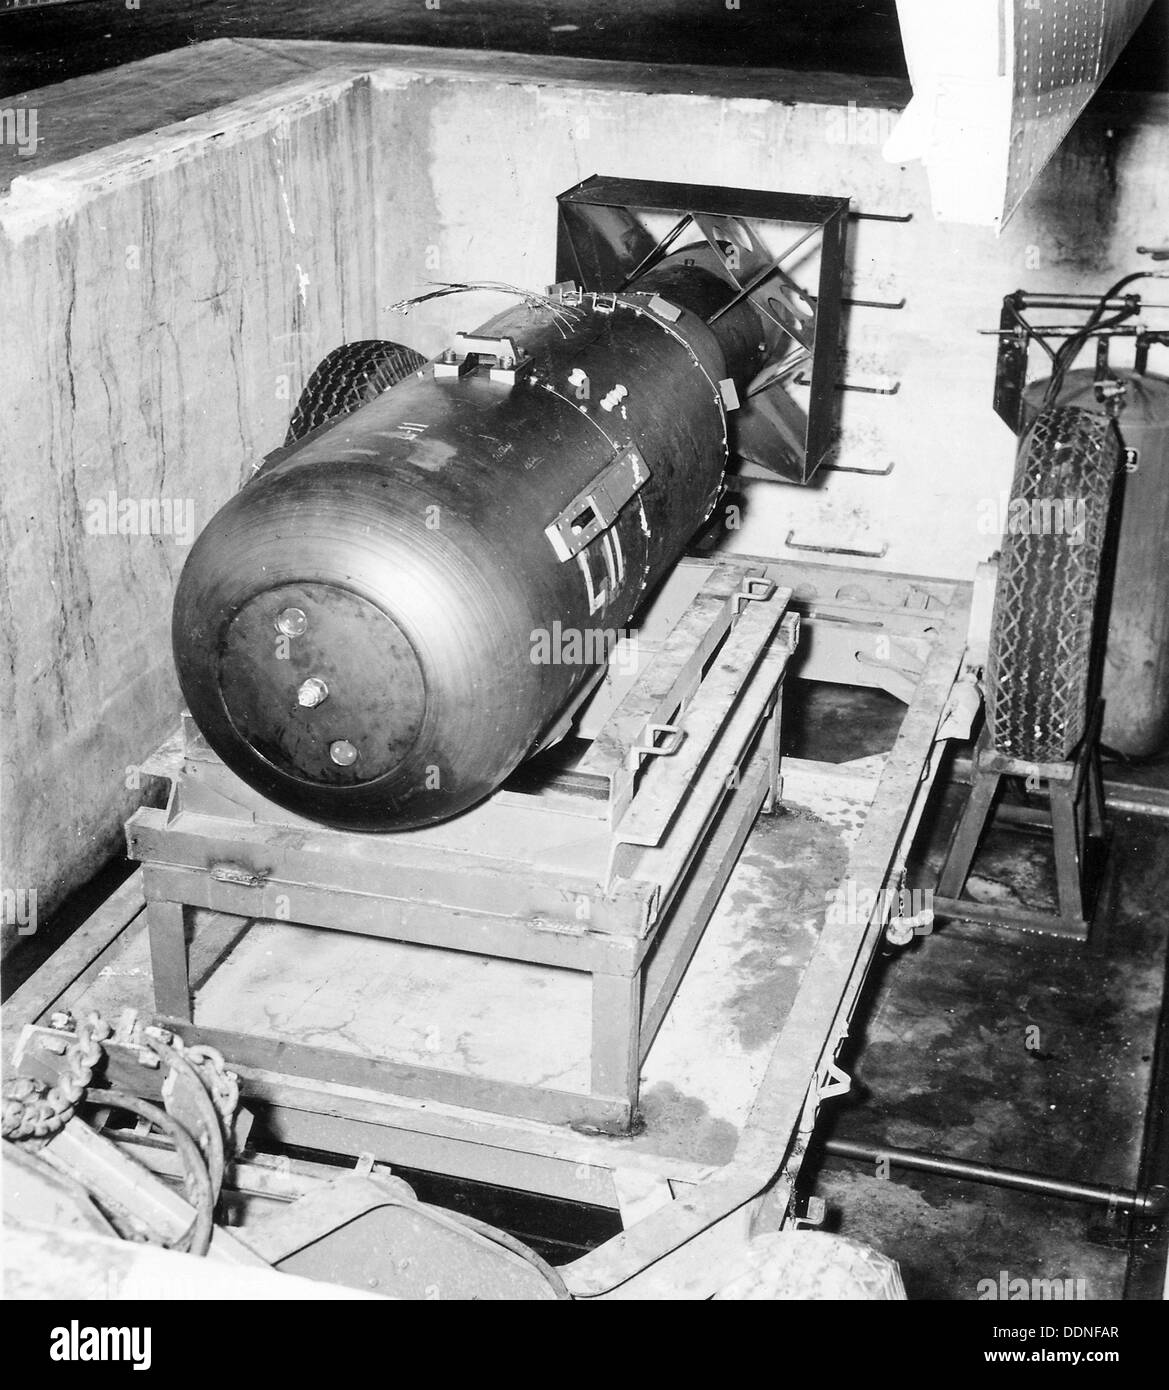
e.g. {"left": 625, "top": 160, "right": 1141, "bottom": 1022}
{"left": 434, "top": 333, "right": 535, "bottom": 385}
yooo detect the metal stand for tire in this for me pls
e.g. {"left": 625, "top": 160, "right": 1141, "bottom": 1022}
{"left": 933, "top": 702, "right": 1110, "bottom": 941}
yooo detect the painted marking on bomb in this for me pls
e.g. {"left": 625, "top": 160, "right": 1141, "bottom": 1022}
{"left": 578, "top": 546, "right": 608, "bottom": 614}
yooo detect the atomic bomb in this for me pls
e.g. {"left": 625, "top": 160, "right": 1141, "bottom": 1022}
{"left": 172, "top": 244, "right": 790, "bottom": 830}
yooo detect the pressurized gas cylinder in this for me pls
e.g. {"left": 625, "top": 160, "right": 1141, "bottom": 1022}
{"left": 172, "top": 250, "right": 776, "bottom": 829}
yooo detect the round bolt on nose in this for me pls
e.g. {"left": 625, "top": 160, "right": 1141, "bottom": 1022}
{"left": 329, "top": 739, "right": 358, "bottom": 767}
{"left": 276, "top": 607, "right": 308, "bottom": 637}
{"left": 297, "top": 677, "right": 329, "bottom": 708}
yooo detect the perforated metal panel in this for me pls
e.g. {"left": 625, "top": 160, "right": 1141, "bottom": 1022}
{"left": 890, "top": 0, "right": 1154, "bottom": 229}
{"left": 1005, "top": 0, "right": 1151, "bottom": 223}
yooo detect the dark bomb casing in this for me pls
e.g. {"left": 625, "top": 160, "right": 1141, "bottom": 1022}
{"left": 172, "top": 255, "right": 773, "bottom": 829}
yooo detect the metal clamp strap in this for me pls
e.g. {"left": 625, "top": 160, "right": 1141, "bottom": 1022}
{"left": 545, "top": 446, "right": 650, "bottom": 562}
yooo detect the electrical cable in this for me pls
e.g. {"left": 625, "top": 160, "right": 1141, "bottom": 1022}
{"left": 1043, "top": 271, "right": 1155, "bottom": 408}
{"left": 86, "top": 1088, "right": 215, "bottom": 1258}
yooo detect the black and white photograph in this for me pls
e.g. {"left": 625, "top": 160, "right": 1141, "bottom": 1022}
{"left": 0, "top": 0, "right": 1166, "bottom": 1333}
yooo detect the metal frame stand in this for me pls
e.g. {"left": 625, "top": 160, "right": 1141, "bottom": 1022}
{"left": 933, "top": 702, "right": 1109, "bottom": 941}
{"left": 127, "top": 558, "right": 797, "bottom": 1135}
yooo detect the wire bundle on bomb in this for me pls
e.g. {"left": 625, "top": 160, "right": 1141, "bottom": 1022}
{"left": 388, "top": 281, "right": 588, "bottom": 338}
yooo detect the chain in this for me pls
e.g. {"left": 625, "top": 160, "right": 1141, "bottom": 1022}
{"left": 1, "top": 1014, "right": 108, "bottom": 1141}
{"left": 173, "top": 1040, "right": 239, "bottom": 1130}
{"left": 2, "top": 1014, "right": 238, "bottom": 1154}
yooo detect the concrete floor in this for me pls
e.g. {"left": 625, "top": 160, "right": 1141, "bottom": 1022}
{"left": 2, "top": 0, "right": 1167, "bottom": 99}
{"left": 249, "top": 681, "right": 1168, "bottom": 1294}
{"left": 811, "top": 779, "right": 1168, "bottom": 1299}
{"left": 785, "top": 685, "right": 1168, "bottom": 1299}
{"left": 765, "top": 679, "right": 1161, "bottom": 1298}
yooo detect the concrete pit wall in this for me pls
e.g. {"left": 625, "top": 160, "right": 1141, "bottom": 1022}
{"left": 1, "top": 40, "right": 1166, "bottom": 951}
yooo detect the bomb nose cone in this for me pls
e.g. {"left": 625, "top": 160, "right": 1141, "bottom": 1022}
{"left": 217, "top": 582, "right": 427, "bottom": 787}
{"left": 171, "top": 454, "right": 542, "bottom": 831}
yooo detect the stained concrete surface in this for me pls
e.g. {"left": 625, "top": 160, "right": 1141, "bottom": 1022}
{"left": 812, "top": 1166, "right": 1131, "bottom": 1302}
{"left": 3, "top": 0, "right": 1166, "bottom": 100}
{"left": 802, "top": 720, "right": 1169, "bottom": 1299}
{"left": 774, "top": 683, "right": 1166, "bottom": 1299}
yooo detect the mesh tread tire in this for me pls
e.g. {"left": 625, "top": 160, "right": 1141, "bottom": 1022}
{"left": 285, "top": 340, "right": 426, "bottom": 445}
{"left": 984, "top": 405, "right": 1121, "bottom": 762}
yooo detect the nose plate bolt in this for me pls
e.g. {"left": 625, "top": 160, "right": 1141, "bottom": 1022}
{"left": 297, "top": 678, "right": 329, "bottom": 709}
{"left": 276, "top": 607, "right": 308, "bottom": 637}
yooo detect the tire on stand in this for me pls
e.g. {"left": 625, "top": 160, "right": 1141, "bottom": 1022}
{"left": 984, "top": 405, "right": 1123, "bottom": 763}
